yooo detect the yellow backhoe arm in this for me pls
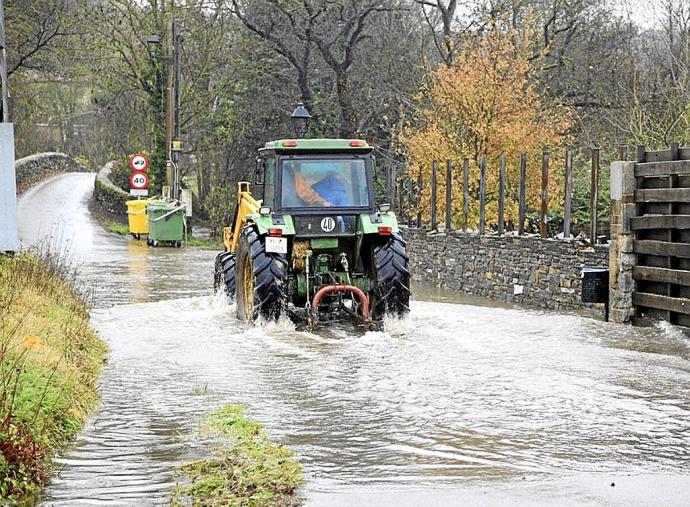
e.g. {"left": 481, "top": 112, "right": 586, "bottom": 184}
{"left": 223, "top": 182, "right": 260, "bottom": 253}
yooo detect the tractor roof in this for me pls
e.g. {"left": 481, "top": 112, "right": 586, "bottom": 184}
{"left": 261, "top": 138, "right": 372, "bottom": 153}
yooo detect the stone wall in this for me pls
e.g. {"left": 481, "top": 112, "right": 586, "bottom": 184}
{"left": 405, "top": 228, "right": 609, "bottom": 312}
{"left": 93, "top": 161, "right": 129, "bottom": 219}
{"left": 15, "top": 152, "right": 88, "bottom": 193}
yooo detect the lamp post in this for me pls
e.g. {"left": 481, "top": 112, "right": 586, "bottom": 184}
{"left": 291, "top": 103, "right": 311, "bottom": 138}
{"left": 147, "top": 21, "right": 182, "bottom": 200}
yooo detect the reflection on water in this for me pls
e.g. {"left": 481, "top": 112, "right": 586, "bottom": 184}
{"left": 127, "top": 239, "right": 151, "bottom": 304}
{"left": 17, "top": 174, "right": 690, "bottom": 506}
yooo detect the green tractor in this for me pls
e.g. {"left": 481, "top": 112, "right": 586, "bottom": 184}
{"left": 213, "top": 135, "right": 410, "bottom": 330}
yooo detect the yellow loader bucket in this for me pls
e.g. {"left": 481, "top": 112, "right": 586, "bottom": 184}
{"left": 126, "top": 199, "right": 150, "bottom": 236}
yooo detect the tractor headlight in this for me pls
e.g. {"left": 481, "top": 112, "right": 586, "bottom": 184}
{"left": 379, "top": 203, "right": 391, "bottom": 213}
{"left": 259, "top": 206, "right": 271, "bottom": 216}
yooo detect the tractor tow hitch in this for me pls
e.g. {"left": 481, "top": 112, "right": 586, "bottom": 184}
{"left": 308, "top": 284, "right": 378, "bottom": 330}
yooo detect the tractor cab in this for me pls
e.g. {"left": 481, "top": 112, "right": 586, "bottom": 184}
{"left": 255, "top": 139, "right": 376, "bottom": 219}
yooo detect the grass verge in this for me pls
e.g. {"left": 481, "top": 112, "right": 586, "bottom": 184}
{"left": 184, "top": 236, "right": 224, "bottom": 250}
{"left": 172, "top": 404, "right": 303, "bottom": 506}
{"left": 103, "top": 221, "right": 129, "bottom": 236}
{"left": 0, "top": 253, "right": 107, "bottom": 503}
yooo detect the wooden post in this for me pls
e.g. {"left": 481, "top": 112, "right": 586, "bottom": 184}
{"left": 416, "top": 168, "right": 423, "bottom": 228}
{"left": 498, "top": 153, "right": 505, "bottom": 235}
{"left": 431, "top": 161, "right": 438, "bottom": 230}
{"left": 400, "top": 165, "right": 412, "bottom": 228}
{"left": 563, "top": 149, "right": 574, "bottom": 238}
{"left": 619, "top": 145, "right": 628, "bottom": 161}
{"left": 479, "top": 156, "right": 487, "bottom": 235}
{"left": 463, "top": 158, "right": 469, "bottom": 232}
{"left": 518, "top": 153, "right": 526, "bottom": 235}
{"left": 385, "top": 165, "right": 393, "bottom": 207}
{"left": 540, "top": 149, "right": 549, "bottom": 238}
{"left": 445, "top": 160, "right": 452, "bottom": 231}
{"left": 391, "top": 166, "right": 402, "bottom": 214}
{"left": 590, "top": 147, "right": 600, "bottom": 243}
{"left": 668, "top": 143, "right": 679, "bottom": 323}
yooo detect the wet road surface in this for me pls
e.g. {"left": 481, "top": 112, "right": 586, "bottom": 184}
{"left": 17, "top": 173, "right": 690, "bottom": 506}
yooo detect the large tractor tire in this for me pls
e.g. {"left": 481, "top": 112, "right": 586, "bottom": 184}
{"left": 371, "top": 231, "right": 410, "bottom": 319}
{"left": 214, "top": 252, "right": 236, "bottom": 299}
{"left": 235, "top": 226, "right": 288, "bottom": 322}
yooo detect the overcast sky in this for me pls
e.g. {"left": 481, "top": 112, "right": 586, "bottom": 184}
{"left": 614, "top": 0, "right": 661, "bottom": 29}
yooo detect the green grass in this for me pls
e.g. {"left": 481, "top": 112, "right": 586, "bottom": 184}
{"left": 185, "top": 236, "right": 224, "bottom": 250}
{"left": 103, "top": 221, "right": 129, "bottom": 236}
{"left": 172, "top": 404, "right": 303, "bottom": 506}
{"left": 0, "top": 254, "right": 108, "bottom": 502}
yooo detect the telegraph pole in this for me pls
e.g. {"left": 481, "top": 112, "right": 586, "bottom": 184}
{"left": 150, "top": 17, "right": 182, "bottom": 201}
{"left": 171, "top": 20, "right": 182, "bottom": 200}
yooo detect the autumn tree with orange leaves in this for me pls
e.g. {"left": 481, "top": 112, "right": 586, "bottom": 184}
{"left": 399, "top": 21, "right": 574, "bottom": 229}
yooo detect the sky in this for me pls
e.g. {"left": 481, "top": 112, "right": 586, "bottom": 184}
{"left": 614, "top": 0, "right": 661, "bottom": 29}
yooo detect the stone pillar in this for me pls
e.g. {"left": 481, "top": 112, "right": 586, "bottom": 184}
{"left": 609, "top": 161, "right": 636, "bottom": 323}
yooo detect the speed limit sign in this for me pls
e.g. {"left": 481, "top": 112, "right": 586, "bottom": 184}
{"left": 129, "top": 170, "right": 149, "bottom": 190}
{"left": 129, "top": 153, "right": 150, "bottom": 172}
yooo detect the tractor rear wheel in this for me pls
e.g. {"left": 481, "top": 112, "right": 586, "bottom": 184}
{"left": 214, "top": 252, "right": 236, "bottom": 299}
{"left": 371, "top": 231, "right": 410, "bottom": 319}
{"left": 235, "top": 226, "right": 287, "bottom": 322}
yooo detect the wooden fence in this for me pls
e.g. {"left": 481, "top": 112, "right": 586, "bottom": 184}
{"left": 631, "top": 144, "right": 690, "bottom": 327}
{"left": 382, "top": 147, "right": 627, "bottom": 242}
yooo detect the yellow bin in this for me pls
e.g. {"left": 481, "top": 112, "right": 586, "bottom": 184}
{"left": 126, "top": 199, "right": 150, "bottom": 237}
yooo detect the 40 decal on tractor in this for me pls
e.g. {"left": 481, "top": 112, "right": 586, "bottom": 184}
{"left": 214, "top": 108, "right": 409, "bottom": 330}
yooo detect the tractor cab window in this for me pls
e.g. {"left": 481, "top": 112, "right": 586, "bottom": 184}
{"left": 280, "top": 158, "right": 369, "bottom": 208}
{"left": 263, "top": 157, "right": 276, "bottom": 209}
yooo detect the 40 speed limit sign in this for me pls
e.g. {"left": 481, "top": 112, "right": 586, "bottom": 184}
{"left": 129, "top": 170, "right": 149, "bottom": 190}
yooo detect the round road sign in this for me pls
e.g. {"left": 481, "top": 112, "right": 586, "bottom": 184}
{"left": 129, "top": 153, "right": 150, "bottom": 172}
{"left": 130, "top": 170, "right": 149, "bottom": 190}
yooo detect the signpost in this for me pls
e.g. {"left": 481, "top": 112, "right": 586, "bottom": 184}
{"left": 129, "top": 153, "right": 150, "bottom": 197}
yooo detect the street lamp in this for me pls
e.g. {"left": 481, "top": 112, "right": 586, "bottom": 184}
{"left": 291, "top": 103, "right": 311, "bottom": 138}
{"left": 146, "top": 34, "right": 172, "bottom": 63}
{"left": 146, "top": 34, "right": 160, "bottom": 54}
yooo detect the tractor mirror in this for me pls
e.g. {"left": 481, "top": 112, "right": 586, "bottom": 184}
{"left": 254, "top": 157, "right": 265, "bottom": 185}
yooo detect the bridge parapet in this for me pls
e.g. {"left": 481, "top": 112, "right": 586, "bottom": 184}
{"left": 16, "top": 152, "right": 88, "bottom": 193}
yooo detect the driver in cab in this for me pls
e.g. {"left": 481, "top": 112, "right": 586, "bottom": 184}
{"left": 284, "top": 162, "right": 350, "bottom": 207}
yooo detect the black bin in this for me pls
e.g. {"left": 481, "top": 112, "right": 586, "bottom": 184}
{"left": 581, "top": 267, "right": 609, "bottom": 303}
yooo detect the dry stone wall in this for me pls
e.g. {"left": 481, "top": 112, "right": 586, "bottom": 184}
{"left": 93, "top": 161, "right": 129, "bottom": 219}
{"left": 15, "top": 152, "right": 88, "bottom": 193}
{"left": 405, "top": 228, "right": 609, "bottom": 312}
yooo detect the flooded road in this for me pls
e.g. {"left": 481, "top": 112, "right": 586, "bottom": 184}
{"left": 19, "top": 174, "right": 690, "bottom": 506}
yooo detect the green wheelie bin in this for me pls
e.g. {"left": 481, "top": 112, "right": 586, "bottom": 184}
{"left": 147, "top": 200, "right": 185, "bottom": 247}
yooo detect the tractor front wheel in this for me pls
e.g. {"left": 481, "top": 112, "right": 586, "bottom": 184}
{"left": 371, "top": 231, "right": 411, "bottom": 319}
{"left": 235, "top": 226, "right": 287, "bottom": 322}
{"left": 214, "top": 252, "right": 236, "bottom": 299}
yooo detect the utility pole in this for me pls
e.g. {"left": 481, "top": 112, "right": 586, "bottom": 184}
{"left": 150, "top": 17, "right": 182, "bottom": 201}
{"left": 171, "top": 20, "right": 182, "bottom": 200}
{"left": 164, "top": 19, "right": 174, "bottom": 198}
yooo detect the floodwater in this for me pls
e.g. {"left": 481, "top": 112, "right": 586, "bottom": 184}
{"left": 17, "top": 174, "right": 690, "bottom": 506}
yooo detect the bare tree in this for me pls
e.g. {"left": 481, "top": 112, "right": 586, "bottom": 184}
{"left": 412, "top": 0, "right": 458, "bottom": 63}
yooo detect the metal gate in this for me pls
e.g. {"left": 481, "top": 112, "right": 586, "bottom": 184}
{"left": 632, "top": 144, "right": 690, "bottom": 327}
